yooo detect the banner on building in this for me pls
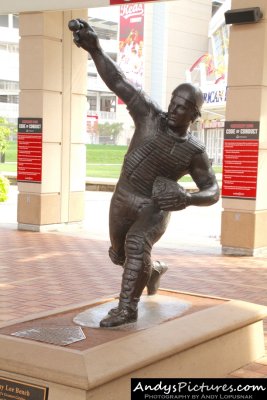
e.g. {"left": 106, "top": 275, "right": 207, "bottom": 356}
{"left": 222, "top": 121, "right": 259, "bottom": 200}
{"left": 117, "top": 2, "right": 145, "bottom": 103}
{"left": 202, "top": 85, "right": 226, "bottom": 106}
{"left": 17, "top": 118, "right": 42, "bottom": 183}
{"left": 211, "top": 24, "right": 229, "bottom": 83}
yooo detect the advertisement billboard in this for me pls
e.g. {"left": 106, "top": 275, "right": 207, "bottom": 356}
{"left": 117, "top": 2, "right": 145, "bottom": 103}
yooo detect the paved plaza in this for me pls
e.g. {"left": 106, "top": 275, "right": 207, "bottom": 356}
{"left": 0, "top": 186, "right": 267, "bottom": 377}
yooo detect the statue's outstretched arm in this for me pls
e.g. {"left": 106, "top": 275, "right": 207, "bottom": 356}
{"left": 69, "top": 19, "right": 137, "bottom": 104}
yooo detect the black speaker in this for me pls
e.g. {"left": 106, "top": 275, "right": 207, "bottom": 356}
{"left": 225, "top": 7, "right": 263, "bottom": 25}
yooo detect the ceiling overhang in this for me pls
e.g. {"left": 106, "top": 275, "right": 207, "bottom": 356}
{"left": 0, "top": 0, "right": 165, "bottom": 14}
{"left": 0, "top": 1, "right": 112, "bottom": 14}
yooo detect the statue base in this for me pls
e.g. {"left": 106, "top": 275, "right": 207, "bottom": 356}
{"left": 0, "top": 289, "right": 266, "bottom": 400}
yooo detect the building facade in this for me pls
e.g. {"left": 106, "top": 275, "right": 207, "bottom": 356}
{"left": 0, "top": 13, "right": 19, "bottom": 125}
{"left": 0, "top": 1, "right": 227, "bottom": 161}
{"left": 87, "top": 0, "right": 213, "bottom": 146}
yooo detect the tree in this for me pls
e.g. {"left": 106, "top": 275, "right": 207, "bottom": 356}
{"left": 0, "top": 117, "right": 11, "bottom": 162}
{"left": 0, "top": 175, "right": 9, "bottom": 202}
{"left": 98, "top": 122, "right": 124, "bottom": 144}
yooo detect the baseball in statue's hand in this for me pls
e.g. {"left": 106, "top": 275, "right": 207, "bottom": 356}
{"left": 68, "top": 19, "right": 99, "bottom": 51}
{"left": 68, "top": 19, "right": 84, "bottom": 32}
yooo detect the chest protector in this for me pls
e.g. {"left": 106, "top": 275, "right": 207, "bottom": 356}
{"left": 123, "top": 130, "right": 205, "bottom": 196}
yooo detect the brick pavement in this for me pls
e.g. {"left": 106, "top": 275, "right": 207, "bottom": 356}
{"left": 0, "top": 224, "right": 267, "bottom": 377}
{"left": 1, "top": 186, "right": 267, "bottom": 377}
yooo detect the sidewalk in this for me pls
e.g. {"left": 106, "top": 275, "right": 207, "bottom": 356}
{"left": 0, "top": 186, "right": 267, "bottom": 377}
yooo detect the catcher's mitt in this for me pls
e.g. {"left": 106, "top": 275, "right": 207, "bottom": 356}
{"left": 152, "top": 176, "right": 189, "bottom": 211}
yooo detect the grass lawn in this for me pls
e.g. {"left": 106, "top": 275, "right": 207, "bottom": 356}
{"left": 1, "top": 141, "right": 17, "bottom": 162}
{"left": 0, "top": 143, "right": 127, "bottom": 178}
{"left": 0, "top": 163, "right": 16, "bottom": 173}
{"left": 86, "top": 144, "right": 127, "bottom": 164}
{"left": 86, "top": 144, "right": 126, "bottom": 178}
{"left": 86, "top": 164, "right": 122, "bottom": 178}
{"left": 0, "top": 142, "right": 222, "bottom": 180}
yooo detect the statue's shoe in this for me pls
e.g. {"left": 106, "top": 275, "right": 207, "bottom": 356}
{"left": 100, "top": 307, "right": 138, "bottom": 328}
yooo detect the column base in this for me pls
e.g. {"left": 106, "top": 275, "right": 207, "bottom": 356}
{"left": 222, "top": 246, "right": 267, "bottom": 257}
{"left": 221, "top": 209, "right": 267, "bottom": 255}
{"left": 18, "top": 222, "right": 84, "bottom": 233}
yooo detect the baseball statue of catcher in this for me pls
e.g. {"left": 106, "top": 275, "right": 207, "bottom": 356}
{"left": 69, "top": 19, "right": 220, "bottom": 328}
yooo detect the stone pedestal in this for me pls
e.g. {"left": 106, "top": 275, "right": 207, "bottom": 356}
{"left": 0, "top": 290, "right": 266, "bottom": 400}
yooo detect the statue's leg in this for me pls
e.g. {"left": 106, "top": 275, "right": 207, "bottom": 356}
{"left": 100, "top": 206, "right": 170, "bottom": 327}
{"left": 106, "top": 188, "right": 133, "bottom": 318}
{"left": 147, "top": 260, "right": 168, "bottom": 295}
{"left": 100, "top": 232, "right": 151, "bottom": 327}
{"left": 108, "top": 187, "right": 135, "bottom": 267}
{"left": 109, "top": 190, "right": 169, "bottom": 294}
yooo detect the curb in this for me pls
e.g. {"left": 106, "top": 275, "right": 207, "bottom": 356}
{"left": 1, "top": 172, "right": 222, "bottom": 193}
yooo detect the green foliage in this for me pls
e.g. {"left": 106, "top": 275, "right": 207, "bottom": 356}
{"left": 98, "top": 122, "right": 124, "bottom": 144}
{"left": 0, "top": 175, "right": 9, "bottom": 202}
{"left": 0, "top": 117, "right": 11, "bottom": 155}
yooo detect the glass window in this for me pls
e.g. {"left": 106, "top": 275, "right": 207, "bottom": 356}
{"left": 0, "top": 95, "right": 8, "bottom": 103}
{"left": 0, "top": 15, "right": 8, "bottom": 27}
{"left": 87, "top": 96, "right": 97, "bottom": 111}
{"left": 0, "top": 95, "right": 19, "bottom": 104}
{"left": 13, "top": 14, "right": 19, "bottom": 28}
{"left": 0, "top": 80, "right": 19, "bottom": 91}
{"left": 8, "top": 95, "right": 19, "bottom": 104}
{"left": 100, "top": 96, "right": 116, "bottom": 112}
{"left": 8, "top": 44, "right": 19, "bottom": 53}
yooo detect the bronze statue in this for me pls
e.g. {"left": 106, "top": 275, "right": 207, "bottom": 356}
{"left": 69, "top": 19, "right": 220, "bottom": 328}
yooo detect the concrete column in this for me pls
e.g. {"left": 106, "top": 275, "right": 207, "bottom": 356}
{"left": 221, "top": 0, "right": 267, "bottom": 255}
{"left": 18, "top": 9, "right": 88, "bottom": 231}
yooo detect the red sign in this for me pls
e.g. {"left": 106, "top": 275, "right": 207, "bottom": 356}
{"left": 17, "top": 118, "right": 42, "bottom": 183}
{"left": 87, "top": 114, "right": 98, "bottom": 131}
{"left": 110, "top": 1, "right": 154, "bottom": 4}
{"left": 86, "top": 114, "right": 99, "bottom": 144}
{"left": 222, "top": 121, "right": 259, "bottom": 199}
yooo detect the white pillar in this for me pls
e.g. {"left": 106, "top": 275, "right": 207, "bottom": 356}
{"left": 221, "top": 0, "right": 267, "bottom": 255}
{"left": 18, "top": 10, "right": 88, "bottom": 230}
